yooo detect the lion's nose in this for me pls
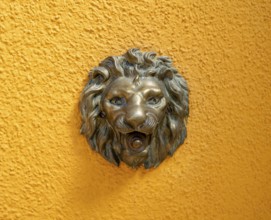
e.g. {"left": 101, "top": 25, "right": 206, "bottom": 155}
{"left": 126, "top": 107, "right": 146, "bottom": 129}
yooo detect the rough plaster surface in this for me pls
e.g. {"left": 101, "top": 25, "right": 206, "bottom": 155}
{"left": 1, "top": 0, "right": 271, "bottom": 219}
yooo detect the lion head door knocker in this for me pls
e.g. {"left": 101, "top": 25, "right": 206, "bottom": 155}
{"left": 80, "top": 48, "right": 189, "bottom": 169}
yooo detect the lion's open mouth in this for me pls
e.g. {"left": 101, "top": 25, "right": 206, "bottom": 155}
{"left": 124, "top": 131, "right": 150, "bottom": 152}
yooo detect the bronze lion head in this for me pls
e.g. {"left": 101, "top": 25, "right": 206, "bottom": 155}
{"left": 80, "top": 48, "right": 189, "bottom": 169}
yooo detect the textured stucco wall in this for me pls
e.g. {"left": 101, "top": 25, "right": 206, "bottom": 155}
{"left": 1, "top": 0, "right": 271, "bottom": 219}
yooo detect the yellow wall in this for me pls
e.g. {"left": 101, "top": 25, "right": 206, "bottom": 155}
{"left": 1, "top": 0, "right": 271, "bottom": 219}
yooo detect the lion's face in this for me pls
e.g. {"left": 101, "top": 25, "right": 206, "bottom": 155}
{"left": 102, "top": 76, "right": 168, "bottom": 166}
{"left": 80, "top": 48, "right": 189, "bottom": 169}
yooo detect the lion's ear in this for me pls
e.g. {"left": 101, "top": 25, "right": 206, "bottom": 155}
{"left": 158, "top": 69, "right": 173, "bottom": 80}
{"left": 91, "top": 67, "right": 109, "bottom": 82}
{"left": 164, "top": 70, "right": 173, "bottom": 79}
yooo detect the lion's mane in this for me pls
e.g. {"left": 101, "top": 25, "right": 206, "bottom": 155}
{"left": 80, "top": 48, "right": 189, "bottom": 168}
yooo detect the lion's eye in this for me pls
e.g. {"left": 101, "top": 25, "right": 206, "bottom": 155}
{"left": 147, "top": 97, "right": 161, "bottom": 105}
{"left": 110, "top": 97, "right": 126, "bottom": 106}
